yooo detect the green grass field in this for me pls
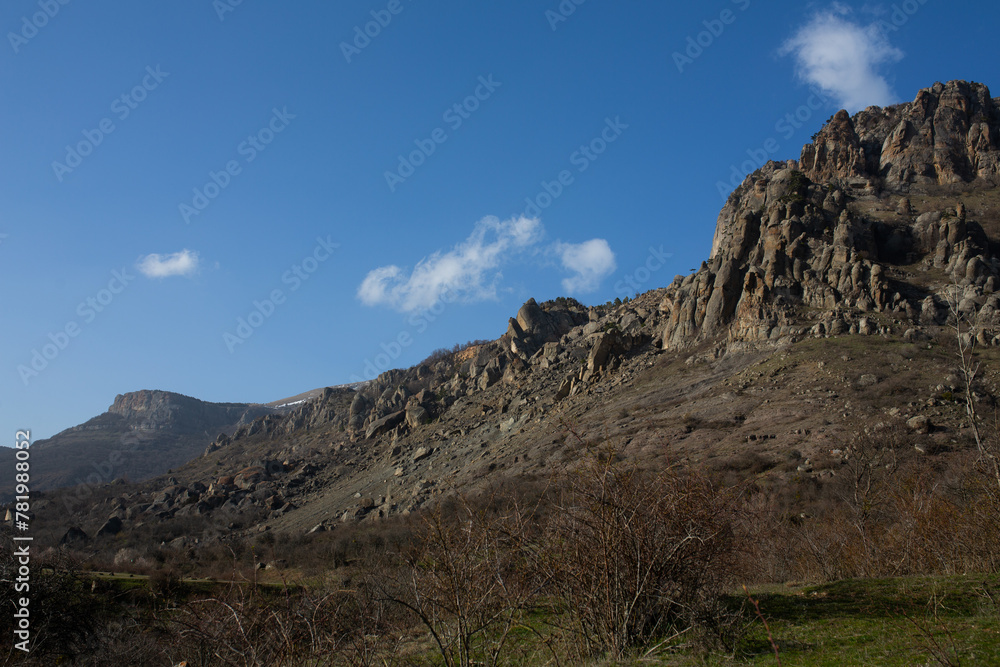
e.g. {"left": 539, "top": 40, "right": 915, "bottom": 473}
{"left": 61, "top": 568, "right": 1000, "bottom": 664}
{"left": 647, "top": 574, "right": 1000, "bottom": 666}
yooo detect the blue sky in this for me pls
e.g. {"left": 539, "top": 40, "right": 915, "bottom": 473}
{"left": 3, "top": 0, "right": 998, "bottom": 441}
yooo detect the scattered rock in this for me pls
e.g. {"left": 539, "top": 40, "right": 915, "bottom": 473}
{"left": 907, "top": 415, "right": 932, "bottom": 434}
{"left": 405, "top": 404, "right": 431, "bottom": 429}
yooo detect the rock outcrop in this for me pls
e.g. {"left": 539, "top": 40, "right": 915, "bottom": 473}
{"left": 110, "top": 390, "right": 273, "bottom": 434}
{"left": 664, "top": 80, "right": 1000, "bottom": 351}
{"left": 801, "top": 80, "right": 1000, "bottom": 187}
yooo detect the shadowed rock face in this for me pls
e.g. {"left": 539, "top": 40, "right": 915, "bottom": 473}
{"left": 664, "top": 81, "right": 1000, "bottom": 351}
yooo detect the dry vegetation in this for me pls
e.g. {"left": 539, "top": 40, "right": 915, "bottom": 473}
{"left": 5, "top": 423, "right": 1000, "bottom": 665}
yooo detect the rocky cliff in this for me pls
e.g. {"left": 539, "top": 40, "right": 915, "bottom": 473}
{"left": 116, "top": 81, "right": 1000, "bottom": 535}
{"left": 107, "top": 389, "right": 271, "bottom": 434}
{"left": 665, "top": 80, "right": 1000, "bottom": 351}
{"left": 799, "top": 80, "right": 1000, "bottom": 187}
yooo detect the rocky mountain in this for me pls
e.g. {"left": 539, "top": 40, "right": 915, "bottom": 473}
{"left": 26, "top": 80, "right": 1000, "bottom": 556}
{"left": 666, "top": 79, "right": 1000, "bottom": 350}
{"left": 0, "top": 390, "right": 275, "bottom": 498}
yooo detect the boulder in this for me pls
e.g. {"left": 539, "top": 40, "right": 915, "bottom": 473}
{"left": 97, "top": 516, "right": 123, "bottom": 538}
{"left": 60, "top": 527, "right": 89, "bottom": 546}
{"left": 405, "top": 404, "right": 431, "bottom": 429}
{"left": 907, "top": 415, "right": 932, "bottom": 434}
{"left": 478, "top": 357, "right": 504, "bottom": 390}
{"left": 587, "top": 332, "right": 618, "bottom": 372}
{"left": 555, "top": 376, "right": 573, "bottom": 401}
{"left": 233, "top": 466, "right": 267, "bottom": 491}
{"left": 366, "top": 411, "right": 406, "bottom": 439}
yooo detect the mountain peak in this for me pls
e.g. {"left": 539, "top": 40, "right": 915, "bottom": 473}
{"left": 671, "top": 80, "right": 1000, "bottom": 352}
{"left": 110, "top": 389, "right": 186, "bottom": 416}
{"left": 800, "top": 79, "right": 1000, "bottom": 188}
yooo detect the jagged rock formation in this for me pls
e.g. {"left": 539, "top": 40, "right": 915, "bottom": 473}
{"left": 204, "top": 387, "right": 354, "bottom": 455}
{"left": 82, "top": 295, "right": 671, "bottom": 530}
{"left": 801, "top": 80, "right": 1000, "bottom": 187}
{"left": 664, "top": 80, "right": 1000, "bottom": 350}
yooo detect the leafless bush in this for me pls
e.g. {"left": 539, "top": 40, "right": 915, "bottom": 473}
{"left": 376, "top": 491, "right": 543, "bottom": 667}
{"left": 165, "top": 574, "right": 404, "bottom": 667}
{"left": 769, "top": 426, "right": 1000, "bottom": 582}
{"left": 539, "top": 451, "right": 747, "bottom": 660}
{"left": 836, "top": 424, "right": 912, "bottom": 577}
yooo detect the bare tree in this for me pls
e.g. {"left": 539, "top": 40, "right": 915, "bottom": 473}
{"left": 836, "top": 424, "right": 909, "bottom": 577}
{"left": 946, "top": 284, "right": 1000, "bottom": 493}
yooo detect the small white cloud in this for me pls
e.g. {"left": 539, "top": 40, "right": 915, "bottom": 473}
{"left": 136, "top": 249, "right": 200, "bottom": 278}
{"left": 357, "top": 216, "right": 544, "bottom": 313}
{"left": 556, "top": 239, "right": 616, "bottom": 293}
{"left": 358, "top": 265, "right": 403, "bottom": 306}
{"left": 780, "top": 6, "right": 903, "bottom": 112}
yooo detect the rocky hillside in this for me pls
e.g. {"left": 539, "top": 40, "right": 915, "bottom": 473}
{"left": 25, "top": 80, "right": 1000, "bottom": 556}
{"left": 668, "top": 79, "right": 1000, "bottom": 350}
{"left": 0, "top": 390, "right": 275, "bottom": 498}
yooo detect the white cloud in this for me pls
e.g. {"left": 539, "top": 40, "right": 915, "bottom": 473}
{"left": 136, "top": 249, "right": 200, "bottom": 278}
{"left": 780, "top": 5, "right": 903, "bottom": 112}
{"left": 556, "top": 239, "right": 616, "bottom": 293}
{"left": 357, "top": 216, "right": 544, "bottom": 312}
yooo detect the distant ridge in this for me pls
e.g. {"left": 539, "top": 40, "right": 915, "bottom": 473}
{"left": 0, "top": 390, "right": 275, "bottom": 498}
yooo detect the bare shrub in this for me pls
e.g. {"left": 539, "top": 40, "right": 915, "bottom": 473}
{"left": 166, "top": 575, "right": 404, "bottom": 667}
{"left": 376, "top": 491, "right": 543, "bottom": 667}
{"left": 835, "top": 423, "right": 912, "bottom": 577}
{"left": 539, "top": 451, "right": 747, "bottom": 660}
